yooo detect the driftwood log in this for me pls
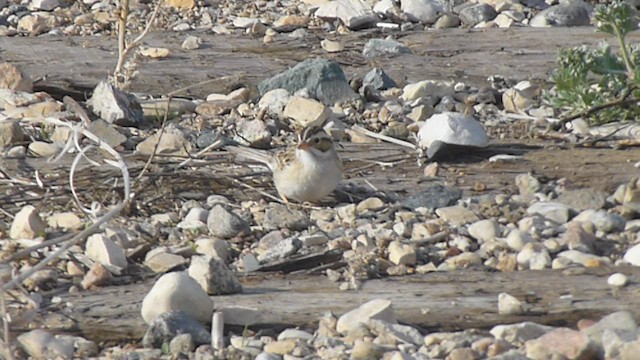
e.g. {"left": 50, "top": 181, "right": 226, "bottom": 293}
{"left": 27, "top": 266, "right": 640, "bottom": 343}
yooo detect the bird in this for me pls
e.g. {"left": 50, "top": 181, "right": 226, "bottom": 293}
{"left": 226, "top": 126, "right": 343, "bottom": 203}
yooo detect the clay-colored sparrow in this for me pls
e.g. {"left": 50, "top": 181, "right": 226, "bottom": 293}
{"left": 227, "top": 126, "right": 343, "bottom": 203}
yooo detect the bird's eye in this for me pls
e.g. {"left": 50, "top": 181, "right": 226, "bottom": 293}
{"left": 313, "top": 138, "right": 320, "bottom": 143}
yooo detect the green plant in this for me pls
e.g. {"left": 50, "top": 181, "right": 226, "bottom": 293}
{"left": 545, "top": 0, "right": 640, "bottom": 126}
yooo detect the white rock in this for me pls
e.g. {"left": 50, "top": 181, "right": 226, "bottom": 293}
{"left": 278, "top": 328, "right": 314, "bottom": 341}
{"left": 314, "top": 0, "right": 378, "bottom": 29}
{"left": 388, "top": 241, "right": 416, "bottom": 266}
{"left": 368, "top": 319, "right": 424, "bottom": 345}
{"left": 491, "top": 322, "right": 554, "bottom": 344}
{"left": 608, "top": 273, "right": 628, "bottom": 287}
{"left": 259, "top": 88, "right": 291, "bottom": 116}
{"left": 401, "top": 80, "right": 454, "bottom": 101}
{"left": 336, "top": 299, "right": 396, "bottom": 333}
{"left": 141, "top": 272, "right": 213, "bottom": 324}
{"left": 516, "top": 242, "right": 551, "bottom": 270}
{"left": 468, "top": 219, "right": 499, "bottom": 242}
{"left": 498, "top": 292, "right": 524, "bottom": 315}
{"left": 505, "top": 229, "right": 533, "bottom": 251}
{"left": 623, "top": 243, "right": 640, "bottom": 266}
{"left": 417, "top": 112, "right": 489, "bottom": 150}
{"left": 526, "top": 202, "right": 570, "bottom": 224}
{"left": 85, "top": 233, "right": 128, "bottom": 269}
{"left": 17, "top": 329, "right": 74, "bottom": 359}
{"left": 557, "top": 250, "right": 611, "bottom": 267}
{"left": 283, "top": 96, "right": 331, "bottom": 129}
{"left": 30, "top": 0, "right": 60, "bottom": 10}
{"left": 10, "top": 205, "right": 46, "bottom": 240}
{"left": 401, "top": 0, "right": 446, "bottom": 24}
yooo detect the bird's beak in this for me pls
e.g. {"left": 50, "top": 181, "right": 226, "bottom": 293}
{"left": 297, "top": 142, "right": 311, "bottom": 150}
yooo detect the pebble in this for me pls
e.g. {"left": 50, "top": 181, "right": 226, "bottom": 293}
{"left": 607, "top": 273, "right": 628, "bottom": 287}
{"left": 525, "top": 327, "right": 597, "bottom": 360}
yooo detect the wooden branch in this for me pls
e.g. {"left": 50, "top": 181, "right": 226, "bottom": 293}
{"left": 24, "top": 266, "right": 640, "bottom": 343}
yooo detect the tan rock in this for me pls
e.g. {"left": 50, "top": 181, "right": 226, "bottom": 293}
{"left": 0, "top": 63, "right": 33, "bottom": 92}
{"left": 10, "top": 205, "right": 46, "bottom": 239}
{"left": 163, "top": 0, "right": 195, "bottom": 9}
{"left": 283, "top": 96, "right": 331, "bottom": 129}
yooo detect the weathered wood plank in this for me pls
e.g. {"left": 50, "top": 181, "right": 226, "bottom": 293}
{"left": 28, "top": 266, "right": 640, "bottom": 343}
{"left": 4, "top": 27, "right": 638, "bottom": 99}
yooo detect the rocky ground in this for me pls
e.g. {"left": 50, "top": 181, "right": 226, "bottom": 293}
{"left": 2, "top": 0, "right": 640, "bottom": 359}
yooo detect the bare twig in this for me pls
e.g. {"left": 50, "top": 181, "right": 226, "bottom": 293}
{"left": 351, "top": 125, "right": 417, "bottom": 150}
{"left": 552, "top": 85, "right": 640, "bottom": 131}
{"left": 113, "top": 0, "right": 161, "bottom": 88}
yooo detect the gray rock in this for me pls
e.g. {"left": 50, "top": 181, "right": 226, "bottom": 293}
{"left": 400, "top": 184, "right": 462, "bottom": 210}
{"left": 142, "top": 310, "right": 210, "bottom": 349}
{"left": 363, "top": 68, "right": 397, "bottom": 90}
{"left": 583, "top": 311, "right": 637, "bottom": 347}
{"left": 206, "top": 205, "right": 250, "bottom": 239}
{"left": 603, "top": 328, "right": 640, "bottom": 359}
{"left": 459, "top": 4, "right": 498, "bottom": 26}
{"left": 401, "top": 0, "right": 446, "bottom": 24}
{"left": 525, "top": 327, "right": 598, "bottom": 360}
{"left": 0, "top": 119, "right": 23, "bottom": 148}
{"left": 257, "top": 236, "right": 302, "bottom": 263}
{"left": 188, "top": 255, "right": 242, "bottom": 295}
{"left": 86, "top": 119, "right": 127, "bottom": 148}
{"left": 234, "top": 118, "right": 271, "bottom": 148}
{"left": 17, "top": 329, "right": 74, "bottom": 360}
{"left": 556, "top": 188, "right": 607, "bottom": 212}
{"left": 591, "top": 210, "right": 625, "bottom": 233}
{"left": 362, "top": 38, "right": 412, "bottom": 58}
{"left": 258, "top": 58, "right": 358, "bottom": 106}
{"left": 87, "top": 81, "right": 144, "bottom": 127}
{"left": 263, "top": 203, "right": 310, "bottom": 231}
{"left": 169, "top": 333, "right": 195, "bottom": 354}
{"left": 529, "top": 0, "right": 592, "bottom": 27}
{"left": 526, "top": 202, "right": 570, "bottom": 224}
{"left": 515, "top": 173, "right": 541, "bottom": 196}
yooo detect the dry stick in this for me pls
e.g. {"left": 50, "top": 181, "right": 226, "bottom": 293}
{"left": 552, "top": 85, "right": 640, "bottom": 130}
{"left": 351, "top": 125, "right": 417, "bottom": 150}
{"left": 2, "top": 202, "right": 126, "bottom": 292}
{"left": 113, "top": 0, "right": 161, "bottom": 87}
{"left": 0, "top": 279, "right": 13, "bottom": 360}
{"left": 2, "top": 232, "right": 77, "bottom": 263}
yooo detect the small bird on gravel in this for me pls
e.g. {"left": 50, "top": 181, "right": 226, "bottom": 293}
{"left": 226, "top": 126, "right": 343, "bottom": 203}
